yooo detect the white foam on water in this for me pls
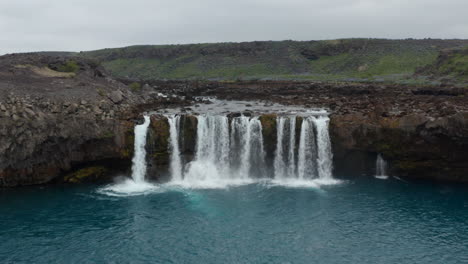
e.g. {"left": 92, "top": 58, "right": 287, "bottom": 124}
{"left": 98, "top": 178, "right": 161, "bottom": 197}
{"left": 268, "top": 177, "right": 342, "bottom": 188}
{"left": 375, "top": 175, "right": 389, "bottom": 180}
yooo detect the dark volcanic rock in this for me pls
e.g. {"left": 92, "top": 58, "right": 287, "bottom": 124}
{"left": 0, "top": 54, "right": 185, "bottom": 187}
{"left": 1, "top": 53, "right": 467, "bottom": 185}
{"left": 140, "top": 80, "right": 468, "bottom": 182}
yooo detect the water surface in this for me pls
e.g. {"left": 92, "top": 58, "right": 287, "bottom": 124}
{"left": 0, "top": 178, "right": 467, "bottom": 264}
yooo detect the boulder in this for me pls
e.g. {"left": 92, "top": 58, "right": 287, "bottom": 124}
{"left": 109, "top": 90, "right": 123, "bottom": 104}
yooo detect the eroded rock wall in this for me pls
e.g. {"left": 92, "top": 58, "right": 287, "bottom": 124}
{"left": 330, "top": 112, "right": 468, "bottom": 182}
{"left": 0, "top": 54, "right": 183, "bottom": 186}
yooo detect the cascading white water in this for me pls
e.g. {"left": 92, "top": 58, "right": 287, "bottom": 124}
{"left": 166, "top": 112, "right": 336, "bottom": 188}
{"left": 131, "top": 115, "right": 152, "bottom": 183}
{"left": 183, "top": 115, "right": 231, "bottom": 185}
{"left": 273, "top": 115, "right": 333, "bottom": 181}
{"left": 231, "top": 116, "right": 266, "bottom": 178}
{"left": 274, "top": 116, "right": 298, "bottom": 179}
{"left": 313, "top": 116, "right": 333, "bottom": 180}
{"left": 287, "top": 117, "right": 296, "bottom": 178}
{"left": 169, "top": 114, "right": 266, "bottom": 187}
{"left": 375, "top": 154, "right": 389, "bottom": 180}
{"left": 167, "top": 115, "right": 183, "bottom": 182}
{"left": 274, "top": 117, "right": 286, "bottom": 179}
{"left": 297, "top": 117, "right": 317, "bottom": 179}
{"left": 99, "top": 115, "right": 158, "bottom": 196}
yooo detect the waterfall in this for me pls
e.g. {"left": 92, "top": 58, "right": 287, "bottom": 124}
{"left": 287, "top": 117, "right": 296, "bottom": 178}
{"left": 165, "top": 113, "right": 336, "bottom": 188}
{"left": 375, "top": 154, "right": 389, "bottom": 180}
{"left": 131, "top": 115, "right": 151, "bottom": 183}
{"left": 171, "top": 114, "right": 266, "bottom": 187}
{"left": 274, "top": 117, "right": 286, "bottom": 179}
{"left": 272, "top": 115, "right": 333, "bottom": 181}
{"left": 313, "top": 116, "right": 333, "bottom": 180}
{"left": 183, "top": 115, "right": 231, "bottom": 185}
{"left": 167, "top": 115, "right": 183, "bottom": 182}
{"left": 297, "top": 117, "right": 317, "bottom": 179}
{"left": 99, "top": 115, "right": 157, "bottom": 196}
{"left": 231, "top": 116, "right": 265, "bottom": 178}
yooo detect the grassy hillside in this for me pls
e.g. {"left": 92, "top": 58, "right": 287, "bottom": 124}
{"left": 81, "top": 39, "right": 468, "bottom": 83}
{"left": 416, "top": 46, "right": 468, "bottom": 82}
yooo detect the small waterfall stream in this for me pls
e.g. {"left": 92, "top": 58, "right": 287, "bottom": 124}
{"left": 274, "top": 117, "right": 286, "bottom": 179}
{"left": 375, "top": 154, "right": 389, "bottom": 180}
{"left": 99, "top": 115, "right": 157, "bottom": 195}
{"left": 287, "top": 117, "right": 296, "bottom": 178}
{"left": 131, "top": 115, "right": 151, "bottom": 183}
{"left": 167, "top": 115, "right": 183, "bottom": 182}
{"left": 297, "top": 117, "right": 317, "bottom": 179}
{"left": 314, "top": 116, "right": 334, "bottom": 180}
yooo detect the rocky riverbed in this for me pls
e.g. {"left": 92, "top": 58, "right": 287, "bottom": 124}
{"left": 0, "top": 54, "right": 467, "bottom": 186}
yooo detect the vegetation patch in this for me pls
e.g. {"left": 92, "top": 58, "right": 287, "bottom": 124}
{"left": 15, "top": 64, "right": 76, "bottom": 78}
{"left": 55, "top": 60, "right": 80, "bottom": 73}
{"left": 128, "top": 82, "right": 142, "bottom": 91}
{"left": 31, "top": 66, "right": 76, "bottom": 78}
{"left": 64, "top": 166, "right": 108, "bottom": 183}
{"left": 81, "top": 39, "right": 468, "bottom": 84}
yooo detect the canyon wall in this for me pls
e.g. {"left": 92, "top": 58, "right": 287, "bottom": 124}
{"left": 0, "top": 54, "right": 184, "bottom": 186}
{"left": 0, "top": 54, "right": 467, "bottom": 186}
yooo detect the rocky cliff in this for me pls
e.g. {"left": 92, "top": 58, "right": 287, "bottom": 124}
{"left": 0, "top": 54, "right": 185, "bottom": 186}
{"left": 1, "top": 54, "right": 467, "bottom": 186}
{"left": 142, "top": 80, "right": 468, "bottom": 182}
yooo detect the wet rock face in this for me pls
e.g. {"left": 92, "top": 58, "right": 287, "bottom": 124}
{"left": 145, "top": 116, "right": 170, "bottom": 180}
{"left": 329, "top": 113, "right": 468, "bottom": 182}
{"left": 145, "top": 115, "right": 198, "bottom": 181}
{"left": 259, "top": 114, "right": 277, "bottom": 165}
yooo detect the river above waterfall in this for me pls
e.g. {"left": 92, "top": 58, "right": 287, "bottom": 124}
{"left": 1, "top": 179, "right": 467, "bottom": 264}
{"left": 155, "top": 98, "right": 329, "bottom": 116}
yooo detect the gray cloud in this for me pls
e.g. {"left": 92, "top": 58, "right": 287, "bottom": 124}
{"left": 0, "top": 0, "right": 467, "bottom": 54}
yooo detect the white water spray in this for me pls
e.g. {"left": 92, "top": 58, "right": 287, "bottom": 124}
{"left": 274, "top": 117, "right": 286, "bottom": 179}
{"left": 182, "top": 115, "right": 232, "bottom": 186}
{"left": 271, "top": 115, "right": 337, "bottom": 186}
{"left": 232, "top": 116, "right": 265, "bottom": 178}
{"left": 166, "top": 112, "right": 337, "bottom": 189}
{"left": 313, "top": 116, "right": 333, "bottom": 180}
{"left": 167, "top": 115, "right": 183, "bottom": 182}
{"left": 171, "top": 115, "right": 266, "bottom": 188}
{"left": 131, "top": 115, "right": 151, "bottom": 183}
{"left": 375, "top": 154, "right": 389, "bottom": 180}
{"left": 99, "top": 115, "right": 158, "bottom": 196}
{"left": 297, "top": 117, "right": 317, "bottom": 179}
{"left": 287, "top": 117, "right": 296, "bottom": 178}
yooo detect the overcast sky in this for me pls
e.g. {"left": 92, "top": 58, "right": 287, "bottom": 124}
{"left": 0, "top": 0, "right": 467, "bottom": 54}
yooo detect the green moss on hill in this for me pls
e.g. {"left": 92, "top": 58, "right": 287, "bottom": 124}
{"left": 416, "top": 46, "right": 468, "bottom": 83}
{"left": 81, "top": 39, "right": 468, "bottom": 83}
